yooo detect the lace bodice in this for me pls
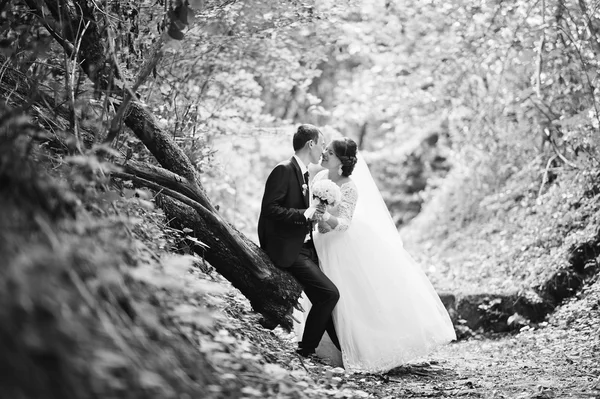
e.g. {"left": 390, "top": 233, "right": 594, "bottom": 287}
{"left": 311, "top": 170, "right": 358, "bottom": 234}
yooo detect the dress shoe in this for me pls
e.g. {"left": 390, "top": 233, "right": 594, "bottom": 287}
{"left": 295, "top": 346, "right": 316, "bottom": 357}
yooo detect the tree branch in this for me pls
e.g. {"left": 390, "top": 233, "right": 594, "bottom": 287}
{"left": 111, "top": 163, "right": 271, "bottom": 280}
{"left": 111, "top": 171, "right": 220, "bottom": 233}
{"left": 121, "top": 160, "right": 210, "bottom": 209}
{"left": 104, "top": 30, "right": 165, "bottom": 144}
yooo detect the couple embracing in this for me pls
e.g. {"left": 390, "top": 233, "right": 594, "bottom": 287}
{"left": 257, "top": 124, "right": 456, "bottom": 373}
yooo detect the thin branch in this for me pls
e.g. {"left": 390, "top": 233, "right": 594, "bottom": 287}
{"left": 67, "top": 19, "right": 91, "bottom": 154}
{"left": 538, "top": 154, "right": 557, "bottom": 197}
{"left": 554, "top": 23, "right": 600, "bottom": 130}
{"left": 535, "top": 0, "right": 546, "bottom": 98}
{"left": 120, "top": 160, "right": 211, "bottom": 210}
{"left": 111, "top": 171, "right": 216, "bottom": 225}
{"left": 489, "top": 0, "right": 541, "bottom": 110}
{"left": 104, "top": 28, "right": 165, "bottom": 144}
{"left": 546, "top": 130, "right": 580, "bottom": 169}
{"left": 22, "top": 0, "right": 75, "bottom": 56}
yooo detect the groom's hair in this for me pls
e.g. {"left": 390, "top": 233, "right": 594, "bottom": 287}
{"left": 293, "top": 124, "right": 321, "bottom": 151}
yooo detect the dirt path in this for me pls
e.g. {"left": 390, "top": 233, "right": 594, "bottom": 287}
{"left": 209, "top": 278, "right": 600, "bottom": 398}
{"left": 264, "top": 326, "right": 599, "bottom": 398}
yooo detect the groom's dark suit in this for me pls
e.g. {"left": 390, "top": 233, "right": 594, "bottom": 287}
{"left": 258, "top": 156, "right": 340, "bottom": 353}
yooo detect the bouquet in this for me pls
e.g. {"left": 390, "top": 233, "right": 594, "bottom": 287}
{"left": 305, "top": 179, "right": 341, "bottom": 219}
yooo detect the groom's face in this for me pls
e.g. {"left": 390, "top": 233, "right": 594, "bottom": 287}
{"left": 308, "top": 133, "right": 325, "bottom": 165}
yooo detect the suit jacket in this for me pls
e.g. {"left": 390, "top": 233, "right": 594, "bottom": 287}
{"left": 258, "top": 156, "right": 310, "bottom": 268}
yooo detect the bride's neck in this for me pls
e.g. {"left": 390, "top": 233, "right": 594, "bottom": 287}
{"left": 326, "top": 169, "right": 345, "bottom": 183}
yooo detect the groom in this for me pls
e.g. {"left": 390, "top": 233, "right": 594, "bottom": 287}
{"left": 258, "top": 124, "right": 341, "bottom": 357}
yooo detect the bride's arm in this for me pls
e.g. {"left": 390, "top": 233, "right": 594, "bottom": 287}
{"left": 319, "top": 184, "right": 358, "bottom": 232}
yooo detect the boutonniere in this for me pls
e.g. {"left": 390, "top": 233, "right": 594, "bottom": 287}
{"left": 302, "top": 183, "right": 308, "bottom": 196}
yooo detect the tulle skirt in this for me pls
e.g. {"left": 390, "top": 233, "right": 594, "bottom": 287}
{"left": 306, "top": 216, "right": 456, "bottom": 373}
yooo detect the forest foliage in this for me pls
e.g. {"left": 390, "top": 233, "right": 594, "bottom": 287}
{"left": 2, "top": 0, "right": 600, "bottom": 397}
{"left": 4, "top": 0, "right": 600, "bottom": 209}
{"left": 2, "top": 0, "right": 600, "bottom": 319}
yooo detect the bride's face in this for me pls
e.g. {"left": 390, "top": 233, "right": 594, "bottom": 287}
{"left": 320, "top": 143, "right": 342, "bottom": 170}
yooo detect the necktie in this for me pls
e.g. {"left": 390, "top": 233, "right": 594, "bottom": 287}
{"left": 303, "top": 171, "right": 312, "bottom": 238}
{"left": 303, "top": 171, "right": 310, "bottom": 206}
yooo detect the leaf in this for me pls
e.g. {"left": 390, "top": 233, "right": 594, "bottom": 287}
{"left": 65, "top": 155, "right": 123, "bottom": 174}
{"left": 188, "top": 0, "right": 205, "bottom": 10}
{"left": 185, "top": 278, "right": 229, "bottom": 295}
{"left": 138, "top": 370, "right": 167, "bottom": 389}
{"left": 185, "top": 235, "right": 209, "bottom": 248}
{"left": 508, "top": 313, "right": 527, "bottom": 326}
{"left": 557, "top": 109, "right": 591, "bottom": 128}
{"left": 135, "top": 189, "right": 153, "bottom": 200}
{"left": 136, "top": 198, "right": 155, "bottom": 210}
{"left": 98, "top": 190, "right": 122, "bottom": 203}
{"left": 162, "top": 254, "right": 195, "bottom": 271}
{"left": 263, "top": 363, "right": 289, "bottom": 379}
{"left": 90, "top": 143, "right": 121, "bottom": 158}
{"left": 96, "top": 268, "right": 123, "bottom": 286}
{"left": 128, "top": 262, "right": 185, "bottom": 291}
{"left": 240, "top": 386, "right": 263, "bottom": 396}
{"left": 122, "top": 188, "right": 136, "bottom": 199}
{"left": 92, "top": 349, "right": 129, "bottom": 387}
{"left": 172, "top": 304, "right": 214, "bottom": 328}
{"left": 163, "top": 32, "right": 183, "bottom": 50}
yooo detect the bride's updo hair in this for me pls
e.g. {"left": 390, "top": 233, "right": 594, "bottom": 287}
{"left": 332, "top": 137, "right": 358, "bottom": 177}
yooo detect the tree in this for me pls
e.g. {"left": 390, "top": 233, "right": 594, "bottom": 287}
{"left": 0, "top": 0, "right": 339, "bottom": 330}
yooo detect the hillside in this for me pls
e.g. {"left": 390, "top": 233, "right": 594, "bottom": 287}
{"left": 2, "top": 0, "right": 600, "bottom": 397}
{"left": 2, "top": 133, "right": 599, "bottom": 398}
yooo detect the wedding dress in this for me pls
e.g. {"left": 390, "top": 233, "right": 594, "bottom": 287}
{"left": 296, "top": 155, "right": 456, "bottom": 373}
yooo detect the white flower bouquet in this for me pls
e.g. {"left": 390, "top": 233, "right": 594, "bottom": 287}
{"left": 312, "top": 179, "right": 342, "bottom": 206}
{"left": 305, "top": 179, "right": 341, "bottom": 219}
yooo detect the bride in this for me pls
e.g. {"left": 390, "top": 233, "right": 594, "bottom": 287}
{"left": 296, "top": 136, "right": 456, "bottom": 373}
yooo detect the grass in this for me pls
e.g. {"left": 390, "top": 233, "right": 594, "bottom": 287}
{"left": 401, "top": 157, "right": 600, "bottom": 298}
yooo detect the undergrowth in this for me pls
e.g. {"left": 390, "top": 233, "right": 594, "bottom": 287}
{"left": 403, "top": 153, "right": 600, "bottom": 298}
{"left": 2, "top": 122, "right": 600, "bottom": 398}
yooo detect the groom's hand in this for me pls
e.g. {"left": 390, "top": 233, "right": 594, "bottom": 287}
{"left": 312, "top": 210, "right": 324, "bottom": 221}
{"left": 314, "top": 204, "right": 326, "bottom": 220}
{"left": 310, "top": 204, "right": 325, "bottom": 221}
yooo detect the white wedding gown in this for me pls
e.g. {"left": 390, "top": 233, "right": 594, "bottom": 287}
{"left": 295, "top": 159, "right": 456, "bottom": 373}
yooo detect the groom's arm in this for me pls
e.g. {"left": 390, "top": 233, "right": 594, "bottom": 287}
{"left": 261, "top": 164, "right": 307, "bottom": 224}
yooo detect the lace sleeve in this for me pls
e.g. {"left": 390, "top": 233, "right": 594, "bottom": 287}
{"left": 317, "top": 181, "right": 358, "bottom": 233}
{"left": 334, "top": 182, "right": 358, "bottom": 232}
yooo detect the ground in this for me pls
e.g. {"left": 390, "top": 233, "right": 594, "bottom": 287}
{"left": 196, "top": 268, "right": 600, "bottom": 399}
{"left": 3, "top": 141, "right": 599, "bottom": 399}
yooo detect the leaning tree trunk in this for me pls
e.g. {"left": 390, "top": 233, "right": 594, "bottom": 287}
{"left": 157, "top": 196, "right": 302, "bottom": 329}
{"left": 111, "top": 161, "right": 302, "bottom": 329}
{"left": 21, "top": 0, "right": 302, "bottom": 329}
